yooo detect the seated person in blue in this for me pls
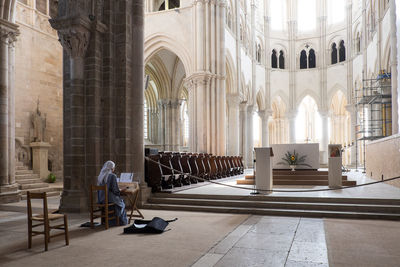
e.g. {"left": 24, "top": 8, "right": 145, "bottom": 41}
{"left": 97, "top": 160, "right": 128, "bottom": 226}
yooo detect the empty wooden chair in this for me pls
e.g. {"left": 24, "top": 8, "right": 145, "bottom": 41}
{"left": 90, "top": 184, "right": 119, "bottom": 229}
{"left": 27, "top": 191, "right": 69, "bottom": 251}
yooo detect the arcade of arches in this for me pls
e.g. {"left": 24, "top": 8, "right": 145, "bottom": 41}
{"left": 0, "top": 0, "right": 399, "bottom": 211}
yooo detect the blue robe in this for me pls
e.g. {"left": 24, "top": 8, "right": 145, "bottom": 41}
{"left": 98, "top": 173, "right": 128, "bottom": 226}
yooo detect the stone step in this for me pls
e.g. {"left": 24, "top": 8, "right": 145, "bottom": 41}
{"left": 16, "top": 161, "right": 24, "bottom": 167}
{"left": 17, "top": 178, "right": 43, "bottom": 185}
{"left": 143, "top": 203, "right": 400, "bottom": 220}
{"left": 15, "top": 174, "right": 40, "bottom": 180}
{"left": 237, "top": 179, "right": 357, "bottom": 186}
{"left": 147, "top": 197, "right": 400, "bottom": 214}
{"left": 15, "top": 170, "right": 34, "bottom": 175}
{"left": 273, "top": 170, "right": 329, "bottom": 175}
{"left": 19, "top": 187, "right": 62, "bottom": 197}
{"left": 21, "top": 190, "right": 61, "bottom": 200}
{"left": 152, "top": 193, "right": 400, "bottom": 206}
{"left": 16, "top": 165, "right": 29, "bottom": 171}
{"left": 19, "top": 183, "right": 49, "bottom": 190}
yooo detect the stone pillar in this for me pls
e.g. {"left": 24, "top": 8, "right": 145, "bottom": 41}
{"left": 227, "top": 94, "right": 240, "bottom": 155}
{"left": 246, "top": 105, "right": 254, "bottom": 167}
{"left": 287, "top": 110, "right": 297, "bottom": 143}
{"left": 51, "top": 19, "right": 91, "bottom": 212}
{"left": 260, "top": 110, "right": 272, "bottom": 147}
{"left": 320, "top": 110, "right": 329, "bottom": 165}
{"left": 239, "top": 102, "right": 248, "bottom": 164}
{"left": 0, "top": 20, "right": 19, "bottom": 203}
{"left": 391, "top": 0, "right": 399, "bottom": 134}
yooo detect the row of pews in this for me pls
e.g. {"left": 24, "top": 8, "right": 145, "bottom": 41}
{"left": 145, "top": 151, "right": 244, "bottom": 192}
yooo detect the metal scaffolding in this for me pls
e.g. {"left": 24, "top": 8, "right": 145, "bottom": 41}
{"left": 354, "top": 71, "right": 392, "bottom": 172}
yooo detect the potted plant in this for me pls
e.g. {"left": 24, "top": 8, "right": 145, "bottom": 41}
{"left": 277, "top": 150, "right": 312, "bottom": 171}
{"left": 47, "top": 173, "right": 56, "bottom": 183}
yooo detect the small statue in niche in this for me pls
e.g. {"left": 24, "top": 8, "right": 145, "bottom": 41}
{"left": 31, "top": 99, "right": 47, "bottom": 142}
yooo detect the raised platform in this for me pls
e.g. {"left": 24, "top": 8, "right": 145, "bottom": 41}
{"left": 237, "top": 170, "right": 357, "bottom": 186}
{"left": 144, "top": 192, "right": 400, "bottom": 220}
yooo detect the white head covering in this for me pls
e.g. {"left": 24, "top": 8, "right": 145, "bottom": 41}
{"left": 97, "top": 160, "right": 115, "bottom": 185}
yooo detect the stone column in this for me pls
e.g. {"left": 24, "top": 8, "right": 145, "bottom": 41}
{"left": 227, "top": 94, "right": 240, "bottom": 155}
{"left": 51, "top": 19, "right": 91, "bottom": 212}
{"left": 259, "top": 110, "right": 272, "bottom": 147}
{"left": 239, "top": 102, "right": 248, "bottom": 164}
{"left": 320, "top": 110, "right": 329, "bottom": 165}
{"left": 346, "top": 104, "right": 357, "bottom": 165}
{"left": 131, "top": 0, "right": 147, "bottom": 200}
{"left": 246, "top": 105, "right": 254, "bottom": 167}
{"left": 287, "top": 110, "right": 297, "bottom": 143}
{"left": 0, "top": 21, "right": 19, "bottom": 203}
{"left": 391, "top": 0, "right": 399, "bottom": 134}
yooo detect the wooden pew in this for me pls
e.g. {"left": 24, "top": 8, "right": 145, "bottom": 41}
{"left": 181, "top": 153, "right": 198, "bottom": 184}
{"left": 159, "top": 152, "right": 182, "bottom": 188}
{"left": 171, "top": 152, "right": 190, "bottom": 185}
{"left": 145, "top": 154, "right": 163, "bottom": 192}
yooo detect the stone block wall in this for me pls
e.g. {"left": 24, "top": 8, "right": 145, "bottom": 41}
{"left": 366, "top": 134, "right": 400, "bottom": 188}
{"left": 14, "top": 3, "right": 63, "bottom": 180}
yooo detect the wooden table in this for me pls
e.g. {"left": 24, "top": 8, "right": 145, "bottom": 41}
{"left": 118, "top": 182, "right": 144, "bottom": 223}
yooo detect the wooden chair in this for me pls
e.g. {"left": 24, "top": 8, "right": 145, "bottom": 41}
{"left": 90, "top": 185, "right": 119, "bottom": 229}
{"left": 27, "top": 191, "right": 69, "bottom": 251}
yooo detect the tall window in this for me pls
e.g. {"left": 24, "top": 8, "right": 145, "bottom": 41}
{"left": 256, "top": 44, "right": 262, "bottom": 63}
{"left": 144, "top": 99, "right": 148, "bottom": 139}
{"left": 36, "top": 0, "right": 47, "bottom": 14}
{"left": 331, "top": 43, "right": 338, "bottom": 64}
{"left": 328, "top": 0, "right": 345, "bottom": 25}
{"left": 181, "top": 101, "right": 189, "bottom": 147}
{"left": 339, "top": 40, "right": 346, "bottom": 62}
{"left": 298, "top": 0, "right": 316, "bottom": 32}
{"left": 296, "top": 96, "right": 322, "bottom": 143}
{"left": 279, "top": 50, "right": 285, "bottom": 69}
{"left": 355, "top": 32, "right": 361, "bottom": 53}
{"left": 300, "top": 50, "right": 307, "bottom": 69}
{"left": 270, "top": 0, "right": 287, "bottom": 30}
{"left": 271, "top": 50, "right": 278, "bottom": 68}
{"left": 308, "top": 49, "right": 316, "bottom": 68}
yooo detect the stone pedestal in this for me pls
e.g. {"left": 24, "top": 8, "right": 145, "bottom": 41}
{"left": 30, "top": 142, "right": 51, "bottom": 180}
{"left": 255, "top": 147, "right": 274, "bottom": 193}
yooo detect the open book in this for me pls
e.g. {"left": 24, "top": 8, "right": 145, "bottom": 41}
{"left": 117, "top": 173, "right": 133, "bottom": 183}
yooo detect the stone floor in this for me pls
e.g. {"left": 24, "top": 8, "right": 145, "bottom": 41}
{"left": 1, "top": 194, "right": 400, "bottom": 266}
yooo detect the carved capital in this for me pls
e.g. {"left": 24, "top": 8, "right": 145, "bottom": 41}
{"left": 184, "top": 72, "right": 216, "bottom": 89}
{"left": 50, "top": 16, "right": 91, "bottom": 58}
{"left": 0, "top": 19, "right": 19, "bottom": 46}
{"left": 58, "top": 28, "right": 90, "bottom": 57}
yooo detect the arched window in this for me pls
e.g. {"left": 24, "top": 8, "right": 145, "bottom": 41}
{"left": 144, "top": 98, "right": 148, "bottom": 139}
{"left": 271, "top": 49, "right": 278, "bottom": 68}
{"left": 308, "top": 49, "right": 316, "bottom": 68}
{"left": 256, "top": 44, "right": 262, "bottom": 63}
{"left": 181, "top": 101, "right": 189, "bottom": 147}
{"left": 159, "top": 0, "right": 180, "bottom": 11}
{"left": 356, "top": 32, "right": 361, "bottom": 53}
{"left": 331, "top": 43, "right": 338, "bottom": 64}
{"left": 300, "top": 50, "right": 307, "bottom": 69}
{"left": 339, "top": 40, "right": 346, "bottom": 62}
{"left": 279, "top": 50, "right": 285, "bottom": 69}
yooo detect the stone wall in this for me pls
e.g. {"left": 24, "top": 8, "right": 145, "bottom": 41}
{"left": 14, "top": 2, "right": 63, "bottom": 180}
{"left": 366, "top": 134, "right": 400, "bottom": 188}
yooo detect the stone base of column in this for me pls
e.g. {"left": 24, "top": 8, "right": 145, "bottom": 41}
{"left": 0, "top": 184, "right": 20, "bottom": 204}
{"left": 59, "top": 190, "right": 89, "bottom": 213}
{"left": 138, "top": 184, "right": 152, "bottom": 207}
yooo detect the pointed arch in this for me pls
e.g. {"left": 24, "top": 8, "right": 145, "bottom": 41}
{"left": 331, "top": 42, "right": 338, "bottom": 64}
{"left": 339, "top": 40, "right": 346, "bottom": 62}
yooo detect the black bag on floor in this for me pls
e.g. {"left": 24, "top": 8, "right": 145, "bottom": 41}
{"left": 123, "top": 217, "right": 177, "bottom": 234}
